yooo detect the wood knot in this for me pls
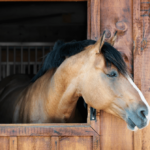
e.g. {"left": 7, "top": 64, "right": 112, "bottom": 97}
{"left": 116, "top": 21, "right": 127, "bottom": 32}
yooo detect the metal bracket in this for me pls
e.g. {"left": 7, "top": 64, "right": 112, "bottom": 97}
{"left": 90, "top": 107, "right": 96, "bottom": 120}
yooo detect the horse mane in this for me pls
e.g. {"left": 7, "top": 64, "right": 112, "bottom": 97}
{"left": 31, "top": 40, "right": 127, "bottom": 82}
{"left": 31, "top": 40, "right": 96, "bottom": 82}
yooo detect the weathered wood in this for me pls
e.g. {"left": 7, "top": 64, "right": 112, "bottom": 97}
{"left": 99, "top": 0, "right": 133, "bottom": 149}
{"left": 0, "top": 124, "right": 97, "bottom": 137}
{"left": 9, "top": 137, "right": 17, "bottom": 150}
{"left": 100, "top": 111, "right": 133, "bottom": 150}
{"left": 93, "top": 135, "right": 100, "bottom": 150}
{"left": 133, "top": 0, "right": 150, "bottom": 150}
{"left": 51, "top": 137, "right": 59, "bottom": 150}
{"left": 0, "top": 137, "right": 9, "bottom": 150}
{"left": 18, "top": 137, "right": 51, "bottom": 150}
{"left": 133, "top": 0, "right": 142, "bottom": 149}
{"left": 90, "top": 0, "right": 100, "bottom": 40}
{"left": 0, "top": 0, "right": 86, "bottom": 1}
{"left": 59, "top": 136, "right": 92, "bottom": 150}
{"left": 87, "top": 0, "right": 91, "bottom": 39}
{"left": 90, "top": 110, "right": 101, "bottom": 135}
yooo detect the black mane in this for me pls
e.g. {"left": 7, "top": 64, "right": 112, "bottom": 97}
{"left": 101, "top": 42, "right": 127, "bottom": 76}
{"left": 31, "top": 40, "right": 127, "bottom": 82}
{"left": 31, "top": 40, "right": 96, "bottom": 82}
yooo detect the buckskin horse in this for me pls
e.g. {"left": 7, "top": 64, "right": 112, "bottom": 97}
{"left": 0, "top": 31, "right": 149, "bottom": 131}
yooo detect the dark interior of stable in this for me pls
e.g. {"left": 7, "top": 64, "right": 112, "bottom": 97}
{"left": 0, "top": 2, "right": 87, "bottom": 42}
{"left": 0, "top": 2, "right": 88, "bottom": 123}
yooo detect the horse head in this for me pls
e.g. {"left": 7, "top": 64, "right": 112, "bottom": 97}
{"left": 78, "top": 31, "right": 150, "bottom": 131}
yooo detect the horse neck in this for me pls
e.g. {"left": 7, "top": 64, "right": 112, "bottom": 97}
{"left": 45, "top": 57, "right": 83, "bottom": 123}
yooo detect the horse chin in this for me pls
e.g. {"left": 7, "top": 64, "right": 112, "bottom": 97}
{"left": 127, "top": 124, "right": 138, "bottom": 131}
{"left": 125, "top": 117, "right": 149, "bottom": 131}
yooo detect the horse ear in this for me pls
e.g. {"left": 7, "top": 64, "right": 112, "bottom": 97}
{"left": 108, "top": 31, "right": 117, "bottom": 46}
{"left": 95, "top": 31, "right": 106, "bottom": 53}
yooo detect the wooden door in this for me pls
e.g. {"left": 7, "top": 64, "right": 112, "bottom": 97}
{"left": 133, "top": 0, "right": 150, "bottom": 150}
{"left": 0, "top": 123, "right": 100, "bottom": 150}
{"left": 88, "top": 0, "right": 133, "bottom": 149}
{"left": 88, "top": 0, "right": 150, "bottom": 150}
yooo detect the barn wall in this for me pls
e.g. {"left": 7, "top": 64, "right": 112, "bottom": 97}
{"left": 100, "top": 0, "right": 133, "bottom": 149}
{"left": 133, "top": 0, "right": 150, "bottom": 149}
{"left": 89, "top": 0, "right": 150, "bottom": 149}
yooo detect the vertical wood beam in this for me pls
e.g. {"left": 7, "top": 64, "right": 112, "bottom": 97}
{"left": 133, "top": 0, "right": 142, "bottom": 150}
{"left": 51, "top": 137, "right": 59, "bottom": 150}
{"left": 89, "top": 0, "right": 101, "bottom": 136}
{"left": 90, "top": 0, "right": 100, "bottom": 40}
{"left": 9, "top": 137, "right": 17, "bottom": 150}
{"left": 93, "top": 135, "right": 100, "bottom": 150}
{"left": 87, "top": 0, "right": 91, "bottom": 39}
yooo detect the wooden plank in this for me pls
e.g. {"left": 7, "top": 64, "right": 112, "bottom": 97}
{"left": 51, "top": 137, "right": 59, "bottom": 150}
{"left": 9, "top": 137, "right": 17, "bottom": 150}
{"left": 133, "top": 0, "right": 142, "bottom": 150}
{"left": 90, "top": 0, "right": 100, "bottom": 40}
{"left": 87, "top": 0, "right": 91, "bottom": 39}
{"left": 0, "top": 125, "right": 97, "bottom": 137}
{"left": 135, "top": 1, "right": 150, "bottom": 148}
{"left": 99, "top": 0, "right": 133, "bottom": 149}
{"left": 100, "top": 112, "right": 133, "bottom": 150}
{"left": 59, "top": 136, "right": 92, "bottom": 150}
{"left": 93, "top": 135, "right": 100, "bottom": 150}
{"left": 89, "top": 0, "right": 101, "bottom": 136}
{"left": 90, "top": 110, "right": 100, "bottom": 135}
{"left": 0, "top": 0, "right": 86, "bottom": 1}
{"left": 0, "top": 137, "right": 9, "bottom": 150}
{"left": 18, "top": 137, "right": 51, "bottom": 150}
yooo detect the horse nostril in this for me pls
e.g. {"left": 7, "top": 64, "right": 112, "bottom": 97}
{"left": 141, "top": 111, "right": 146, "bottom": 118}
{"left": 137, "top": 106, "right": 148, "bottom": 120}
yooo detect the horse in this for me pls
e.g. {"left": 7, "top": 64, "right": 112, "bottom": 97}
{"left": 0, "top": 31, "right": 149, "bottom": 131}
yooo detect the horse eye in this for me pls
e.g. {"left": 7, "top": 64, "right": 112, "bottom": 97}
{"left": 107, "top": 71, "right": 117, "bottom": 77}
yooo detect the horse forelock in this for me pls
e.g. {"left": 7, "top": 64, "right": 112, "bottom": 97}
{"left": 101, "top": 42, "right": 127, "bottom": 76}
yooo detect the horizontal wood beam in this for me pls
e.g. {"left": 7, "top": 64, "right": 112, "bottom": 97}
{"left": 0, "top": 124, "right": 98, "bottom": 137}
{"left": 0, "top": 0, "right": 87, "bottom": 1}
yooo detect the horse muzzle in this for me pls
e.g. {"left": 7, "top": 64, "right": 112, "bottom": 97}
{"left": 124, "top": 104, "right": 150, "bottom": 131}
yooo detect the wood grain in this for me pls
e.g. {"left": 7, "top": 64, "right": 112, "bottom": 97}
{"left": 100, "top": 112, "right": 133, "bottom": 150}
{"left": 18, "top": 137, "right": 51, "bottom": 150}
{"left": 51, "top": 137, "right": 59, "bottom": 150}
{"left": 90, "top": 0, "right": 100, "bottom": 40}
{"left": 0, "top": 137, "right": 9, "bottom": 150}
{"left": 0, "top": 124, "right": 97, "bottom": 137}
{"left": 9, "top": 137, "right": 17, "bottom": 150}
{"left": 60, "top": 136, "right": 92, "bottom": 150}
{"left": 133, "top": 0, "right": 150, "bottom": 150}
{"left": 87, "top": 0, "right": 91, "bottom": 39}
{"left": 93, "top": 135, "right": 100, "bottom": 150}
{"left": 133, "top": 0, "right": 142, "bottom": 149}
{"left": 100, "top": 0, "right": 133, "bottom": 149}
{"left": 90, "top": 110, "right": 101, "bottom": 135}
{"left": 0, "top": 0, "right": 86, "bottom": 1}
